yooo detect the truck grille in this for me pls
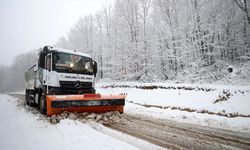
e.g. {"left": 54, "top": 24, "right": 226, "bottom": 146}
{"left": 59, "top": 81, "right": 92, "bottom": 89}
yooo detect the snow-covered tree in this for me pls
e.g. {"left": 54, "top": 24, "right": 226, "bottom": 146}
{"left": 54, "top": 0, "right": 249, "bottom": 82}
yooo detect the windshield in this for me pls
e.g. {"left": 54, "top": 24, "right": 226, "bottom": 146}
{"left": 53, "top": 52, "right": 94, "bottom": 75}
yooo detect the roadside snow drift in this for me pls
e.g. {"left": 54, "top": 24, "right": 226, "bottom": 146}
{"left": 0, "top": 94, "right": 162, "bottom": 150}
{"left": 96, "top": 82, "right": 250, "bottom": 133}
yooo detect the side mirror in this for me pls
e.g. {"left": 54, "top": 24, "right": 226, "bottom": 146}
{"left": 93, "top": 61, "right": 97, "bottom": 77}
{"left": 34, "top": 63, "right": 38, "bottom": 71}
{"left": 45, "top": 54, "right": 52, "bottom": 71}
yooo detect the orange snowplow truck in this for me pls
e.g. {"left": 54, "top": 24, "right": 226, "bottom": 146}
{"left": 25, "top": 46, "right": 125, "bottom": 116}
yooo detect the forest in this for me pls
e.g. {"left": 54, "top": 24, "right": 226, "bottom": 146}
{"left": 0, "top": 0, "right": 249, "bottom": 92}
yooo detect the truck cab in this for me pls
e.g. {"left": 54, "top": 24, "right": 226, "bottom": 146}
{"left": 25, "top": 46, "right": 98, "bottom": 114}
{"left": 37, "top": 46, "right": 97, "bottom": 95}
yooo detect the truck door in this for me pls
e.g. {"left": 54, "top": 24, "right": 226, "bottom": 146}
{"left": 45, "top": 53, "right": 52, "bottom": 94}
{"left": 45, "top": 54, "right": 52, "bottom": 71}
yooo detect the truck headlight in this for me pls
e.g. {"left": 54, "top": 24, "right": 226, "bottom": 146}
{"left": 69, "top": 63, "right": 74, "bottom": 68}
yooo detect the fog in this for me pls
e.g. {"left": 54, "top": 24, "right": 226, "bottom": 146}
{"left": 0, "top": 0, "right": 114, "bottom": 66}
{"left": 0, "top": 0, "right": 249, "bottom": 93}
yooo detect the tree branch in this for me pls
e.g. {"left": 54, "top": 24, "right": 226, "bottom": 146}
{"left": 234, "top": 0, "right": 246, "bottom": 11}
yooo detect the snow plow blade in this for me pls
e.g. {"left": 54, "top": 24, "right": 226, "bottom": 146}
{"left": 46, "top": 94, "right": 126, "bottom": 117}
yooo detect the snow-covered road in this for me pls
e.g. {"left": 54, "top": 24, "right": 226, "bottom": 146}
{"left": 6, "top": 93, "right": 250, "bottom": 149}
{"left": 2, "top": 82, "right": 250, "bottom": 149}
{"left": 0, "top": 94, "right": 162, "bottom": 150}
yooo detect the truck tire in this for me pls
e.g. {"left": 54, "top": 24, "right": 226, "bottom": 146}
{"left": 39, "top": 92, "right": 47, "bottom": 115}
{"left": 26, "top": 90, "right": 36, "bottom": 107}
{"left": 25, "top": 90, "right": 29, "bottom": 105}
{"left": 28, "top": 90, "right": 36, "bottom": 107}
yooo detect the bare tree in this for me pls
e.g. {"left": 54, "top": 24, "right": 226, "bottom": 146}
{"left": 234, "top": 0, "right": 250, "bottom": 54}
{"left": 138, "top": 0, "right": 152, "bottom": 77}
{"left": 234, "top": 0, "right": 250, "bottom": 24}
{"left": 53, "top": 0, "right": 249, "bottom": 82}
{"left": 156, "top": 0, "right": 179, "bottom": 75}
{"left": 96, "top": 12, "right": 104, "bottom": 79}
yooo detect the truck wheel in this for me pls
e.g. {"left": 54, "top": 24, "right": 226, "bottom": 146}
{"left": 25, "top": 90, "right": 29, "bottom": 105}
{"left": 28, "top": 90, "right": 36, "bottom": 107}
{"left": 39, "top": 92, "right": 47, "bottom": 115}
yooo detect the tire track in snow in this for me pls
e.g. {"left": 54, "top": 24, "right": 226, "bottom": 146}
{"left": 10, "top": 94, "right": 250, "bottom": 150}
{"left": 105, "top": 114, "right": 250, "bottom": 149}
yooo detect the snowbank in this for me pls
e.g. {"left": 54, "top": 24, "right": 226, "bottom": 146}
{"left": 0, "top": 94, "right": 162, "bottom": 150}
{"left": 96, "top": 82, "right": 250, "bottom": 133}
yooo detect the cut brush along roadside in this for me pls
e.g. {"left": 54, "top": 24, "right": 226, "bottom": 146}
{"left": 25, "top": 46, "right": 126, "bottom": 116}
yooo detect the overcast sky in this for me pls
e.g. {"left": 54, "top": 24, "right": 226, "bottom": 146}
{"left": 0, "top": 0, "right": 114, "bottom": 66}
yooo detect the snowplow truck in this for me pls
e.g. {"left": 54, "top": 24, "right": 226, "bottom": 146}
{"left": 25, "top": 46, "right": 125, "bottom": 116}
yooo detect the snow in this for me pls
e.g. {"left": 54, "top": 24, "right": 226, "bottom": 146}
{"left": 97, "top": 82, "right": 250, "bottom": 114}
{"left": 4, "top": 81, "right": 250, "bottom": 149}
{"left": 0, "top": 94, "right": 163, "bottom": 150}
{"left": 52, "top": 47, "right": 91, "bottom": 58}
{"left": 8, "top": 90, "right": 25, "bottom": 95}
{"left": 96, "top": 82, "right": 250, "bottom": 133}
{"left": 125, "top": 102, "right": 250, "bottom": 133}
